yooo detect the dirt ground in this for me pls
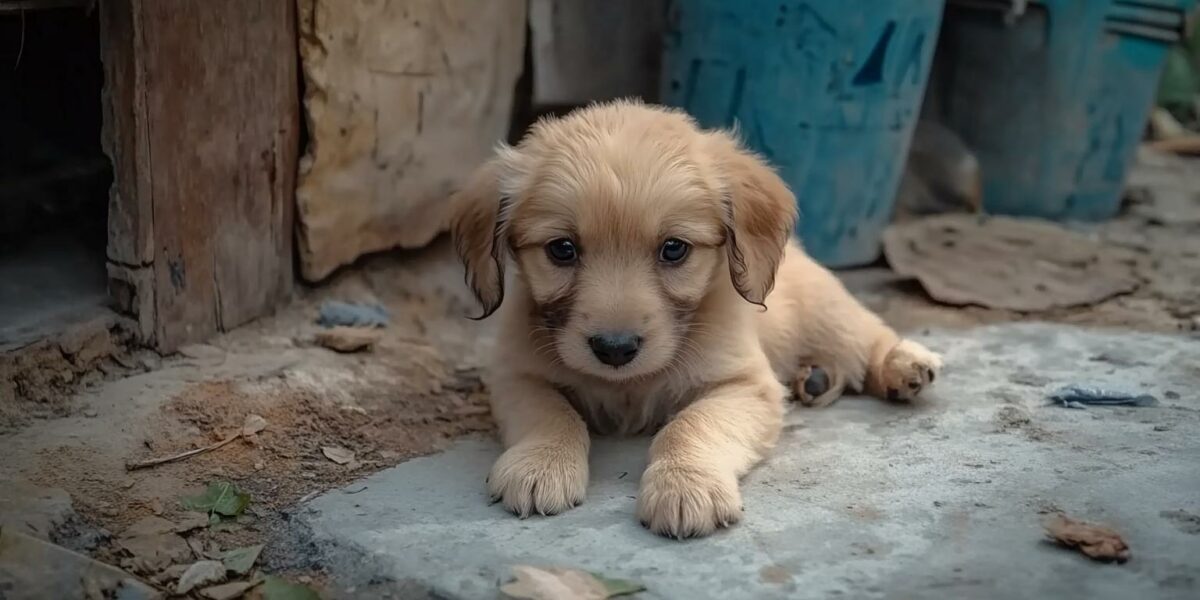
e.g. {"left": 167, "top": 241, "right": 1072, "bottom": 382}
{"left": 0, "top": 147, "right": 1197, "bottom": 597}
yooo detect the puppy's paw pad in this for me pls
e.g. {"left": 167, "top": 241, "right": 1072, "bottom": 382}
{"left": 488, "top": 441, "right": 587, "bottom": 518}
{"left": 636, "top": 463, "right": 741, "bottom": 539}
{"left": 881, "top": 340, "right": 943, "bottom": 401}
{"left": 794, "top": 365, "right": 845, "bottom": 408}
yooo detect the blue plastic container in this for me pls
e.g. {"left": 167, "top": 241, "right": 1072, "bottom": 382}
{"left": 661, "top": 0, "right": 945, "bottom": 267}
{"left": 931, "top": 0, "right": 1196, "bottom": 220}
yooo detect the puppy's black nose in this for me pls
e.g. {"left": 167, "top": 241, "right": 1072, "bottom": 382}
{"left": 588, "top": 332, "right": 642, "bottom": 367}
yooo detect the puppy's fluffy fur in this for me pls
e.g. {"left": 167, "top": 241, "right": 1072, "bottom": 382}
{"left": 451, "top": 101, "right": 942, "bottom": 538}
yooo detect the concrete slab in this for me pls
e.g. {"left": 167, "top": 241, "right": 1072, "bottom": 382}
{"left": 298, "top": 323, "right": 1200, "bottom": 599}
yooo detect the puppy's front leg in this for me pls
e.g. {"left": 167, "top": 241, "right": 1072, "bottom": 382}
{"left": 637, "top": 373, "right": 785, "bottom": 538}
{"left": 487, "top": 374, "right": 589, "bottom": 517}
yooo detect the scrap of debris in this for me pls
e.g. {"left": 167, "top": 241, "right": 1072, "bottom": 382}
{"left": 1048, "top": 385, "right": 1158, "bottom": 409}
{"left": 883, "top": 215, "right": 1141, "bottom": 312}
{"left": 1043, "top": 515, "right": 1131, "bottom": 563}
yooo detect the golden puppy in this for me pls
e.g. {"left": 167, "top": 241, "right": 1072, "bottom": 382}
{"left": 451, "top": 100, "right": 942, "bottom": 538}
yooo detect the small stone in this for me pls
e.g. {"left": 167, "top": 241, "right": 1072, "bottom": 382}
{"left": 138, "top": 353, "right": 163, "bottom": 371}
{"left": 82, "top": 408, "right": 99, "bottom": 418}
{"left": 1153, "top": 424, "right": 1171, "bottom": 432}
{"left": 314, "top": 327, "right": 382, "bottom": 353}
{"left": 253, "top": 460, "right": 265, "bottom": 471}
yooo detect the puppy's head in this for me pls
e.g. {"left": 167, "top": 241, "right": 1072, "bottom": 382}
{"left": 452, "top": 101, "right": 796, "bottom": 382}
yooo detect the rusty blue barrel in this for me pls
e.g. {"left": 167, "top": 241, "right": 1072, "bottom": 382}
{"left": 662, "top": 0, "right": 945, "bottom": 267}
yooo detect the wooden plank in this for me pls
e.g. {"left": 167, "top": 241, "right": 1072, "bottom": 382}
{"left": 100, "top": 0, "right": 299, "bottom": 351}
{"left": 99, "top": 0, "right": 156, "bottom": 340}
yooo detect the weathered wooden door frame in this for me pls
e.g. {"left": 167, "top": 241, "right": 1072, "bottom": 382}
{"left": 99, "top": 0, "right": 300, "bottom": 352}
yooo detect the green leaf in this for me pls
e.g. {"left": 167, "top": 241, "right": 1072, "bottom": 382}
{"left": 261, "top": 576, "right": 321, "bottom": 600}
{"left": 182, "top": 481, "right": 251, "bottom": 518}
{"left": 220, "top": 544, "right": 264, "bottom": 575}
{"left": 590, "top": 573, "right": 646, "bottom": 598}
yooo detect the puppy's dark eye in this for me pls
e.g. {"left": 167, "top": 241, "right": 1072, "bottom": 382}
{"left": 659, "top": 238, "right": 690, "bottom": 264}
{"left": 545, "top": 238, "right": 578, "bottom": 265}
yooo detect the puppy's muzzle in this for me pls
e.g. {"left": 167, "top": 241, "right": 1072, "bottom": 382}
{"left": 588, "top": 332, "right": 642, "bottom": 367}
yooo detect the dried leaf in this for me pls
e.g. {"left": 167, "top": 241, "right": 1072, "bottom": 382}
{"left": 182, "top": 482, "right": 251, "bottom": 518}
{"left": 500, "top": 566, "right": 644, "bottom": 600}
{"left": 175, "top": 513, "right": 211, "bottom": 533}
{"left": 1044, "top": 515, "right": 1131, "bottom": 563}
{"left": 321, "top": 446, "right": 355, "bottom": 465}
{"left": 176, "top": 560, "right": 227, "bottom": 595}
{"left": 201, "top": 581, "right": 257, "bottom": 600}
{"left": 241, "top": 414, "right": 268, "bottom": 437}
{"left": 261, "top": 576, "right": 321, "bottom": 600}
{"left": 220, "top": 544, "right": 263, "bottom": 575}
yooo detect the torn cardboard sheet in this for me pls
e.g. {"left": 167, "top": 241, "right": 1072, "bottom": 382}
{"left": 883, "top": 215, "right": 1140, "bottom": 311}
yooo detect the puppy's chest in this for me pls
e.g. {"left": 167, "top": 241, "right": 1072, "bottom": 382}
{"left": 558, "top": 380, "right": 700, "bottom": 436}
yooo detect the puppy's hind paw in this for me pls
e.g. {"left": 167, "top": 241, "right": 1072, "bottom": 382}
{"left": 879, "top": 340, "right": 942, "bottom": 401}
{"left": 793, "top": 365, "right": 846, "bottom": 408}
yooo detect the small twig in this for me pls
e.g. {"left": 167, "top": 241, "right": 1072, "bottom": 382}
{"left": 344, "top": 486, "right": 369, "bottom": 495}
{"left": 125, "top": 434, "right": 241, "bottom": 471}
{"left": 14, "top": 9, "right": 26, "bottom": 71}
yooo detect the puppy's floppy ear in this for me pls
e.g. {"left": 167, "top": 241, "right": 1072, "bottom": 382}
{"left": 450, "top": 160, "right": 509, "bottom": 319}
{"left": 716, "top": 138, "right": 798, "bottom": 306}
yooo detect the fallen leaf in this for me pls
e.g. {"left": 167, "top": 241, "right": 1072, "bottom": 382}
{"left": 151, "top": 563, "right": 193, "bottom": 586}
{"left": 314, "top": 326, "right": 382, "bottom": 353}
{"left": 500, "top": 566, "right": 645, "bottom": 600}
{"left": 321, "top": 446, "right": 355, "bottom": 465}
{"left": 117, "top": 516, "right": 193, "bottom": 574}
{"left": 186, "top": 537, "right": 208, "bottom": 560}
{"left": 1044, "top": 515, "right": 1130, "bottom": 563}
{"left": 176, "top": 560, "right": 227, "bottom": 594}
{"left": 241, "top": 414, "right": 268, "bottom": 437}
{"left": 201, "top": 581, "right": 258, "bottom": 600}
{"left": 182, "top": 481, "right": 251, "bottom": 518}
{"left": 261, "top": 576, "right": 321, "bottom": 600}
{"left": 221, "top": 544, "right": 264, "bottom": 575}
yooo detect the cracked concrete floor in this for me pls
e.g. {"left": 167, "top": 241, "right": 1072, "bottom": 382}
{"left": 296, "top": 323, "right": 1200, "bottom": 599}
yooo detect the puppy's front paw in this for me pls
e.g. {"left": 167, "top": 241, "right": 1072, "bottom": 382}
{"left": 880, "top": 339, "right": 943, "bottom": 401}
{"left": 488, "top": 440, "right": 587, "bottom": 517}
{"left": 636, "top": 462, "right": 741, "bottom": 539}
